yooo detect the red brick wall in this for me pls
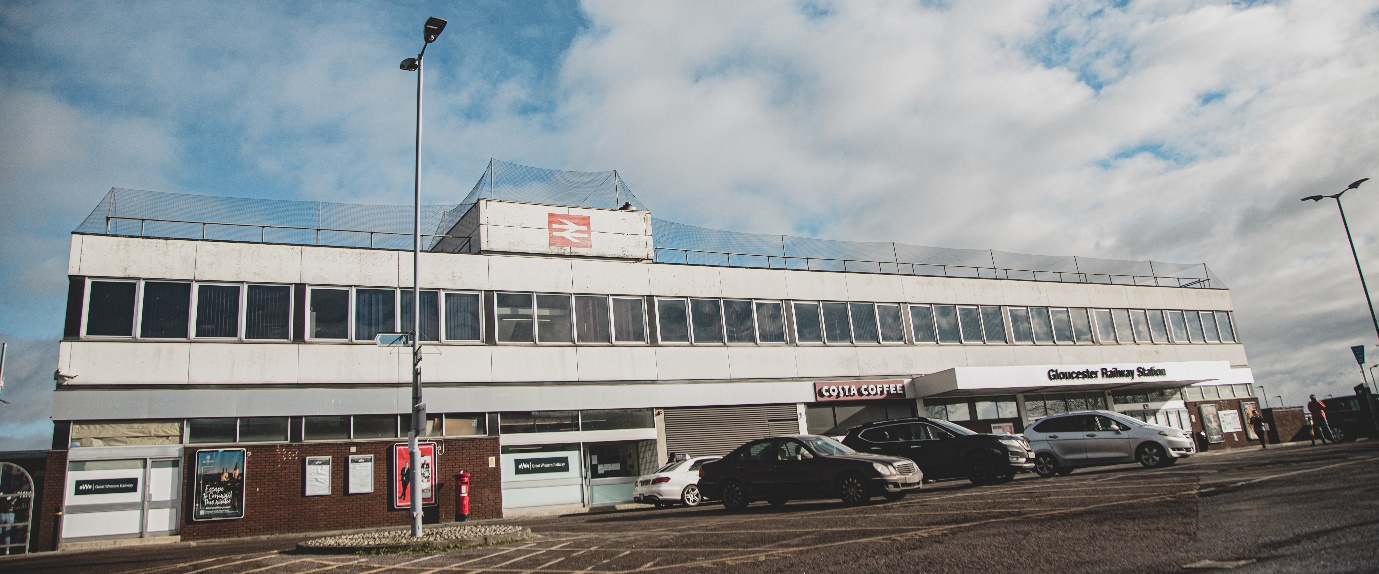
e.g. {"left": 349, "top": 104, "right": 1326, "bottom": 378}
{"left": 1187, "top": 398, "right": 1263, "bottom": 449}
{"left": 32, "top": 451, "right": 67, "bottom": 552}
{"left": 179, "top": 437, "right": 501, "bottom": 541}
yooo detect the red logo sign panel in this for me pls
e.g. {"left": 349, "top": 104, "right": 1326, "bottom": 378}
{"left": 548, "top": 213, "right": 592, "bottom": 248}
{"left": 814, "top": 380, "right": 907, "bottom": 402}
{"left": 392, "top": 442, "right": 436, "bottom": 508}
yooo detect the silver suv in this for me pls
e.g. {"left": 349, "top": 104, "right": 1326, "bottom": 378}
{"left": 1024, "top": 410, "right": 1194, "bottom": 477}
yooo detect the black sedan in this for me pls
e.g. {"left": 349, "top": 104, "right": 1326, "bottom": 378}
{"left": 697, "top": 435, "right": 922, "bottom": 510}
{"left": 841, "top": 417, "right": 1034, "bottom": 485}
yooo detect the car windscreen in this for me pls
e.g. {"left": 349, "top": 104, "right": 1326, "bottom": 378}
{"left": 801, "top": 436, "right": 857, "bottom": 455}
{"left": 929, "top": 419, "right": 977, "bottom": 436}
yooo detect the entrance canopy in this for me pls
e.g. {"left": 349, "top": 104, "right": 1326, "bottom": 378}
{"left": 912, "top": 360, "right": 1244, "bottom": 398}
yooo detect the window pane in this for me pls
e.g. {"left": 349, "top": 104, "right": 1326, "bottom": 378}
{"left": 1070, "top": 308, "right": 1094, "bottom": 343}
{"left": 934, "top": 305, "right": 960, "bottom": 343}
{"left": 535, "top": 411, "right": 579, "bottom": 433}
{"left": 141, "top": 281, "right": 191, "bottom": 338}
{"left": 1051, "top": 309, "right": 1074, "bottom": 343}
{"left": 536, "top": 294, "right": 572, "bottom": 343}
{"left": 444, "top": 292, "right": 482, "bottom": 341}
{"left": 1168, "top": 310, "right": 1189, "bottom": 343}
{"left": 238, "top": 417, "right": 289, "bottom": 442}
{"left": 1111, "top": 309, "right": 1133, "bottom": 343}
{"left": 657, "top": 299, "right": 690, "bottom": 343}
{"left": 877, "top": 304, "right": 906, "bottom": 343}
{"left": 1216, "top": 312, "right": 1236, "bottom": 343}
{"left": 790, "top": 302, "right": 821, "bottom": 343}
{"left": 1185, "top": 310, "right": 1204, "bottom": 342}
{"left": 401, "top": 290, "right": 440, "bottom": 342}
{"left": 499, "top": 412, "right": 536, "bottom": 434}
{"left": 355, "top": 288, "right": 395, "bottom": 341}
{"left": 194, "top": 284, "right": 239, "bottom": 338}
{"left": 1025, "top": 396, "right": 1047, "bottom": 419}
{"left": 945, "top": 400, "right": 971, "bottom": 422}
{"left": 1030, "top": 307, "right": 1054, "bottom": 344}
{"left": 246, "top": 285, "right": 291, "bottom": 340}
{"left": 188, "top": 418, "right": 237, "bottom": 444}
{"left": 1148, "top": 310, "right": 1169, "bottom": 343}
{"left": 997, "top": 398, "right": 1018, "bottom": 419}
{"left": 910, "top": 305, "right": 936, "bottom": 343}
{"left": 580, "top": 409, "right": 654, "bottom": 431}
{"left": 850, "top": 303, "right": 879, "bottom": 343}
{"left": 443, "top": 413, "right": 486, "bottom": 436}
{"left": 304, "top": 416, "right": 350, "bottom": 441}
{"left": 1200, "top": 311, "right": 1220, "bottom": 342}
{"left": 1130, "top": 310, "right": 1152, "bottom": 343}
{"left": 958, "top": 306, "right": 983, "bottom": 343}
{"left": 1093, "top": 309, "right": 1116, "bottom": 344}
{"left": 575, "top": 295, "right": 611, "bottom": 343}
{"left": 924, "top": 402, "right": 949, "bottom": 420}
{"left": 691, "top": 298, "right": 724, "bottom": 343}
{"left": 756, "top": 301, "right": 787, "bottom": 343}
{"left": 310, "top": 288, "right": 349, "bottom": 339}
{"left": 723, "top": 299, "right": 756, "bottom": 343}
{"left": 975, "top": 400, "right": 1000, "bottom": 420}
{"left": 823, "top": 302, "right": 852, "bottom": 344}
{"left": 495, "top": 292, "right": 534, "bottom": 343}
{"left": 980, "top": 306, "right": 1006, "bottom": 344}
{"left": 1009, "top": 307, "right": 1034, "bottom": 343}
{"left": 86, "top": 280, "right": 137, "bottom": 336}
{"left": 353, "top": 415, "right": 398, "bottom": 439}
{"left": 612, "top": 297, "right": 646, "bottom": 343}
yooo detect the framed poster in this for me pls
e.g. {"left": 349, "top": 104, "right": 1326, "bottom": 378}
{"left": 348, "top": 455, "right": 374, "bottom": 494}
{"left": 1199, "top": 404, "right": 1225, "bottom": 444}
{"left": 1241, "top": 402, "right": 1261, "bottom": 440}
{"left": 305, "top": 456, "right": 331, "bottom": 496}
{"left": 1218, "top": 409, "right": 1243, "bottom": 433}
{"left": 392, "top": 442, "right": 436, "bottom": 509}
{"left": 193, "top": 448, "right": 246, "bottom": 521}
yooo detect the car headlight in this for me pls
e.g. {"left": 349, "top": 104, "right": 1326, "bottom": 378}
{"left": 872, "top": 462, "right": 898, "bottom": 476}
{"left": 998, "top": 438, "right": 1025, "bottom": 449}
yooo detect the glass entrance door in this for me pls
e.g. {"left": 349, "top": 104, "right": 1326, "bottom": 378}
{"left": 585, "top": 441, "right": 656, "bottom": 507}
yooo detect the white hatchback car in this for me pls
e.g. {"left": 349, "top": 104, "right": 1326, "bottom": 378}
{"left": 1024, "top": 410, "right": 1194, "bottom": 477}
{"left": 632, "top": 456, "right": 721, "bottom": 507}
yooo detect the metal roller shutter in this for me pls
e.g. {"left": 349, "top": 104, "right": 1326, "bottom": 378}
{"left": 664, "top": 404, "right": 800, "bottom": 458}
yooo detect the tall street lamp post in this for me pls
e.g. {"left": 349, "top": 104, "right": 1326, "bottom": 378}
{"left": 400, "top": 15, "right": 446, "bottom": 538}
{"left": 1257, "top": 385, "right": 1269, "bottom": 408}
{"left": 1303, "top": 178, "right": 1378, "bottom": 345}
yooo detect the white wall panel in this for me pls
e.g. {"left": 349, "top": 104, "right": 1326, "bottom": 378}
{"left": 647, "top": 265, "right": 721, "bottom": 297}
{"left": 79, "top": 236, "right": 197, "bottom": 279}
{"left": 297, "top": 344, "right": 409, "bottom": 384}
{"left": 187, "top": 343, "right": 300, "bottom": 384}
{"left": 487, "top": 256, "right": 574, "bottom": 293}
{"left": 792, "top": 346, "right": 861, "bottom": 378}
{"left": 726, "top": 347, "right": 799, "bottom": 380}
{"left": 845, "top": 274, "right": 905, "bottom": 303}
{"left": 68, "top": 235, "right": 83, "bottom": 275}
{"left": 654, "top": 347, "right": 731, "bottom": 380}
{"left": 66, "top": 342, "right": 191, "bottom": 385}
{"left": 423, "top": 346, "right": 495, "bottom": 383}
{"left": 195, "top": 242, "right": 302, "bottom": 283}
{"left": 575, "top": 346, "right": 659, "bottom": 381}
{"left": 900, "top": 275, "right": 959, "bottom": 304}
{"left": 719, "top": 267, "right": 790, "bottom": 300}
{"left": 571, "top": 259, "right": 651, "bottom": 295}
{"left": 301, "top": 248, "right": 400, "bottom": 287}
{"left": 491, "top": 346, "right": 578, "bottom": 382}
{"left": 410, "top": 251, "right": 490, "bottom": 290}
{"left": 854, "top": 346, "right": 916, "bottom": 376}
{"left": 784, "top": 271, "right": 849, "bottom": 301}
{"left": 911, "top": 346, "right": 974, "bottom": 374}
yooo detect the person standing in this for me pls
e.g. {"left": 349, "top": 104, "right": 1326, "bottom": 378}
{"left": 1248, "top": 407, "right": 1267, "bottom": 449}
{"left": 1308, "top": 394, "right": 1335, "bottom": 444}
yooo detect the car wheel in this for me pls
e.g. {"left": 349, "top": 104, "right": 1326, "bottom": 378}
{"left": 1033, "top": 453, "right": 1059, "bottom": 478}
{"left": 883, "top": 492, "right": 907, "bottom": 502}
{"left": 838, "top": 473, "right": 870, "bottom": 505}
{"left": 721, "top": 481, "right": 749, "bottom": 511}
{"left": 992, "top": 472, "right": 1016, "bottom": 484}
{"left": 966, "top": 453, "right": 1000, "bottom": 485}
{"left": 767, "top": 497, "right": 789, "bottom": 507}
{"left": 681, "top": 485, "right": 702, "bottom": 507}
{"left": 1332, "top": 427, "right": 1350, "bottom": 443}
{"left": 1137, "top": 443, "right": 1167, "bottom": 468}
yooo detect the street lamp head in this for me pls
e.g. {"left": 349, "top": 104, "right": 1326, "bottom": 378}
{"left": 400, "top": 57, "right": 419, "bottom": 71}
{"left": 1347, "top": 178, "right": 1369, "bottom": 190}
{"left": 1301, "top": 195, "right": 1325, "bottom": 202}
{"left": 424, "top": 17, "right": 447, "bottom": 43}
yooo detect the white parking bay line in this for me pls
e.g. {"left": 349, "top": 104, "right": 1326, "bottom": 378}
{"left": 583, "top": 550, "right": 631, "bottom": 571}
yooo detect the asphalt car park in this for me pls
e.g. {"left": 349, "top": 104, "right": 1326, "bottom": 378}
{"left": 6, "top": 440, "right": 1379, "bottom": 574}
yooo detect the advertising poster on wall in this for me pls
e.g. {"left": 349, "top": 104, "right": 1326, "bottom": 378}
{"left": 1199, "top": 404, "right": 1225, "bottom": 444}
{"left": 392, "top": 443, "right": 436, "bottom": 509}
{"left": 1241, "top": 402, "right": 1261, "bottom": 440}
{"left": 1218, "top": 409, "right": 1243, "bottom": 433}
{"left": 304, "top": 456, "right": 331, "bottom": 496}
{"left": 193, "top": 448, "right": 245, "bottom": 521}
{"left": 348, "top": 455, "right": 374, "bottom": 494}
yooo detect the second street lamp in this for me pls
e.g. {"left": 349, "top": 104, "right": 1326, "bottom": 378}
{"left": 400, "top": 14, "right": 446, "bottom": 539}
{"left": 1302, "top": 178, "right": 1378, "bottom": 346}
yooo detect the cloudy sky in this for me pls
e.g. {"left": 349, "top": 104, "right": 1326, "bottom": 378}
{"left": 2, "top": 0, "right": 1377, "bottom": 450}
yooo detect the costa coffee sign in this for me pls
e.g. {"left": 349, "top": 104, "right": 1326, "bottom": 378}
{"left": 815, "top": 380, "right": 908, "bottom": 402}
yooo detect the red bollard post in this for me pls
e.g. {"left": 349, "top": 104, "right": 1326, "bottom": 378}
{"left": 455, "top": 471, "right": 471, "bottom": 522}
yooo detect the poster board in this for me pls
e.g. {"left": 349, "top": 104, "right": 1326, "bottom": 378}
{"left": 193, "top": 448, "right": 246, "bottom": 521}
{"left": 305, "top": 456, "right": 331, "bottom": 496}
{"left": 392, "top": 443, "right": 436, "bottom": 508}
{"left": 348, "top": 455, "right": 374, "bottom": 494}
{"left": 1199, "top": 404, "right": 1224, "bottom": 443}
{"left": 1240, "top": 402, "right": 1261, "bottom": 440}
{"left": 1218, "top": 409, "right": 1243, "bottom": 433}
